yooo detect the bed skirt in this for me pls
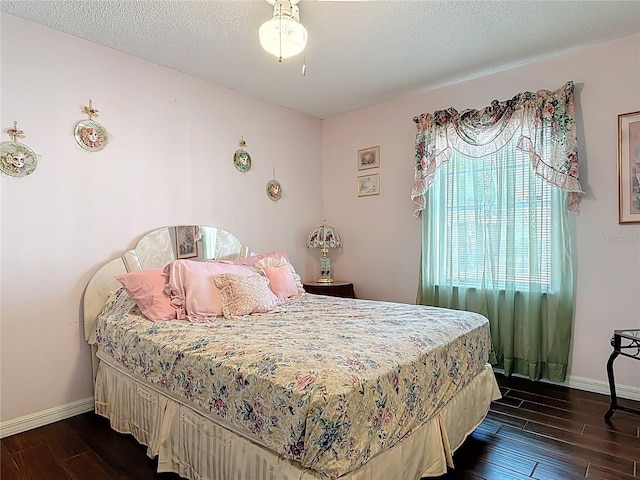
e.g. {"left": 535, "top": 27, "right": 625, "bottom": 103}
{"left": 94, "top": 361, "right": 500, "bottom": 480}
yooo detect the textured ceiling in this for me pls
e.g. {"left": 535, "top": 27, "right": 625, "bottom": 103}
{"left": 2, "top": 0, "right": 639, "bottom": 119}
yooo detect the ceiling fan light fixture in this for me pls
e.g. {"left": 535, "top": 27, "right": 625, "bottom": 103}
{"left": 259, "top": 0, "right": 308, "bottom": 60}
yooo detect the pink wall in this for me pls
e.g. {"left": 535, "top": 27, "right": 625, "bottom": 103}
{"left": 0, "top": 14, "right": 323, "bottom": 422}
{"left": 323, "top": 34, "right": 640, "bottom": 391}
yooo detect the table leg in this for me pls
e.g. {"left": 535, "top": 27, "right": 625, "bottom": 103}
{"left": 604, "top": 350, "right": 620, "bottom": 420}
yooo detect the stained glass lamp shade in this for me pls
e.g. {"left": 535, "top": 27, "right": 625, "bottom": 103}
{"left": 306, "top": 223, "right": 341, "bottom": 283}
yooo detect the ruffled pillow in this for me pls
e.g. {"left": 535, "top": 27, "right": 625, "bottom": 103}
{"left": 262, "top": 265, "right": 298, "bottom": 298}
{"left": 213, "top": 274, "right": 280, "bottom": 317}
{"left": 116, "top": 268, "right": 176, "bottom": 321}
{"left": 254, "top": 257, "right": 305, "bottom": 297}
{"left": 166, "top": 260, "right": 256, "bottom": 321}
{"left": 231, "top": 249, "right": 289, "bottom": 266}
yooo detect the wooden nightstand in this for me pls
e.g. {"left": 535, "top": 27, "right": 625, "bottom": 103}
{"left": 303, "top": 281, "right": 355, "bottom": 299}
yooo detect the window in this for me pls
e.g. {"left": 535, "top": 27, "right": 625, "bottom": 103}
{"left": 433, "top": 142, "right": 553, "bottom": 292}
{"left": 412, "top": 81, "right": 582, "bottom": 381}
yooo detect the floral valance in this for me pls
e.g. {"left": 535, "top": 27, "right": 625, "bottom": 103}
{"left": 411, "top": 81, "right": 583, "bottom": 217}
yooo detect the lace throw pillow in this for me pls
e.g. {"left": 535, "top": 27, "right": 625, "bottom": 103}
{"left": 213, "top": 273, "right": 280, "bottom": 318}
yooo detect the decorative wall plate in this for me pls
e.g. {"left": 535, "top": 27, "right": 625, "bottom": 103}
{"left": 74, "top": 119, "right": 108, "bottom": 152}
{"left": 266, "top": 179, "right": 282, "bottom": 201}
{"left": 234, "top": 150, "right": 252, "bottom": 172}
{"left": 0, "top": 141, "right": 38, "bottom": 177}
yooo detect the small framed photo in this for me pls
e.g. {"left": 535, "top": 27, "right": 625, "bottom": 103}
{"left": 357, "top": 146, "right": 380, "bottom": 170}
{"left": 618, "top": 111, "right": 640, "bottom": 223}
{"left": 357, "top": 173, "right": 380, "bottom": 197}
{"left": 175, "top": 225, "right": 198, "bottom": 259}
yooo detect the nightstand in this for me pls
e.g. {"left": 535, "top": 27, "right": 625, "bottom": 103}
{"left": 303, "top": 281, "right": 355, "bottom": 299}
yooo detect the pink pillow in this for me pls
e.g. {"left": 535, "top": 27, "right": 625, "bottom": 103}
{"left": 214, "top": 274, "right": 280, "bottom": 317}
{"left": 116, "top": 268, "right": 176, "bottom": 322}
{"left": 166, "top": 260, "right": 256, "bottom": 321}
{"left": 263, "top": 264, "right": 298, "bottom": 298}
{"left": 232, "top": 249, "right": 288, "bottom": 266}
{"left": 254, "top": 257, "right": 305, "bottom": 297}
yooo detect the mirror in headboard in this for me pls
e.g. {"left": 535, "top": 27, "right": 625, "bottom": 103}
{"left": 129, "top": 225, "right": 250, "bottom": 271}
{"left": 84, "top": 225, "right": 252, "bottom": 344}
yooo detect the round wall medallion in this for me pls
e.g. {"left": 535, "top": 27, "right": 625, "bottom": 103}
{"left": 74, "top": 119, "right": 109, "bottom": 152}
{"left": 266, "top": 179, "right": 282, "bottom": 201}
{"left": 0, "top": 141, "right": 38, "bottom": 177}
{"left": 233, "top": 149, "right": 252, "bottom": 172}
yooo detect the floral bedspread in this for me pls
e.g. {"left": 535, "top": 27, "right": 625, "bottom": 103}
{"left": 94, "top": 289, "right": 491, "bottom": 479}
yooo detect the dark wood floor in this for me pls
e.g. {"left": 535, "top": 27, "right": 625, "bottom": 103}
{"left": 2, "top": 373, "right": 639, "bottom": 479}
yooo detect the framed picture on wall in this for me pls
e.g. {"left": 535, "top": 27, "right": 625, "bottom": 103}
{"left": 357, "top": 146, "right": 380, "bottom": 170}
{"left": 175, "top": 225, "right": 198, "bottom": 258}
{"left": 357, "top": 173, "right": 380, "bottom": 197}
{"left": 618, "top": 111, "right": 640, "bottom": 224}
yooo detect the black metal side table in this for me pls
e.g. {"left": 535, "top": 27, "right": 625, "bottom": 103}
{"left": 604, "top": 329, "right": 640, "bottom": 420}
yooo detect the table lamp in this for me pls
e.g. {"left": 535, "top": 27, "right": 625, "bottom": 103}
{"left": 306, "top": 222, "right": 341, "bottom": 283}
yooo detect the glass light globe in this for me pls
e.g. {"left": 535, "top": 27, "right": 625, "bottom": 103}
{"left": 259, "top": 16, "right": 308, "bottom": 59}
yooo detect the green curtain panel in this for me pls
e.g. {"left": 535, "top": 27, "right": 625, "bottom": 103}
{"left": 412, "top": 82, "right": 582, "bottom": 382}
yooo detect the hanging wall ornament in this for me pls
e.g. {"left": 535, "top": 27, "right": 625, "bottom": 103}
{"left": 266, "top": 167, "right": 282, "bottom": 201}
{"left": 74, "top": 99, "right": 109, "bottom": 152}
{"left": 0, "top": 121, "right": 39, "bottom": 177}
{"left": 233, "top": 136, "right": 252, "bottom": 172}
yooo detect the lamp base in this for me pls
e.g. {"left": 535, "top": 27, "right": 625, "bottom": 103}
{"left": 316, "top": 277, "right": 334, "bottom": 284}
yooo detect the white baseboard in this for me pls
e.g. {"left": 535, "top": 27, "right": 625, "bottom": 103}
{"left": 561, "top": 375, "right": 640, "bottom": 402}
{"left": 494, "top": 368, "right": 640, "bottom": 402}
{"left": 0, "top": 397, "right": 94, "bottom": 438}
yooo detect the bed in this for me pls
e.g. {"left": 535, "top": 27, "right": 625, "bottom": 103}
{"left": 83, "top": 225, "right": 500, "bottom": 480}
